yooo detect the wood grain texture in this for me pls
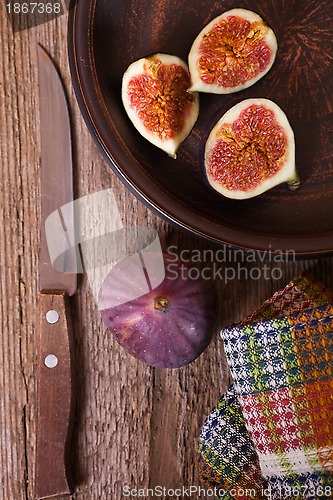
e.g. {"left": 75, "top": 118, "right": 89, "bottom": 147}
{"left": 0, "top": 4, "right": 333, "bottom": 500}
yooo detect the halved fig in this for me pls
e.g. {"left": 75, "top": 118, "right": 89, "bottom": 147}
{"left": 204, "top": 98, "right": 300, "bottom": 200}
{"left": 189, "top": 9, "right": 277, "bottom": 94}
{"left": 98, "top": 253, "right": 216, "bottom": 368}
{"left": 122, "top": 54, "right": 199, "bottom": 158}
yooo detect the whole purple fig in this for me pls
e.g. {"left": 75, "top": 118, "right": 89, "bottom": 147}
{"left": 98, "top": 252, "right": 216, "bottom": 368}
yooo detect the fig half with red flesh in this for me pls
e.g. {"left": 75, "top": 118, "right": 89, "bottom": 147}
{"left": 189, "top": 9, "right": 277, "bottom": 94}
{"left": 122, "top": 54, "right": 199, "bottom": 158}
{"left": 98, "top": 253, "right": 216, "bottom": 368}
{"left": 204, "top": 99, "right": 300, "bottom": 200}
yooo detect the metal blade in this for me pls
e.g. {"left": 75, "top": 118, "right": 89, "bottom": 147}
{"left": 38, "top": 45, "right": 77, "bottom": 296}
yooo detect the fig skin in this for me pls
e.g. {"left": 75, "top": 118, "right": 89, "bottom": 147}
{"left": 204, "top": 98, "right": 300, "bottom": 200}
{"left": 189, "top": 9, "right": 278, "bottom": 94}
{"left": 98, "top": 253, "right": 217, "bottom": 368}
{"left": 122, "top": 54, "right": 199, "bottom": 158}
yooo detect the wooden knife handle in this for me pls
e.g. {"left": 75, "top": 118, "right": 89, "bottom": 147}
{"left": 35, "top": 292, "right": 75, "bottom": 499}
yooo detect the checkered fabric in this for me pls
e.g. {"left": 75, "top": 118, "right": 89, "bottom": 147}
{"left": 197, "top": 386, "right": 267, "bottom": 499}
{"left": 198, "top": 275, "right": 333, "bottom": 499}
{"left": 222, "top": 306, "right": 333, "bottom": 498}
{"left": 243, "top": 274, "right": 333, "bottom": 324}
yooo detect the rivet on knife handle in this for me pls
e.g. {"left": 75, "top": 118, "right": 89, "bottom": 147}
{"left": 35, "top": 292, "right": 74, "bottom": 499}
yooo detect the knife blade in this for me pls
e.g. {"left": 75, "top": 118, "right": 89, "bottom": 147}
{"left": 36, "top": 44, "right": 77, "bottom": 499}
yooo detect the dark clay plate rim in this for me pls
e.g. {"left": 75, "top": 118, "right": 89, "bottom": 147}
{"left": 68, "top": 0, "right": 333, "bottom": 256}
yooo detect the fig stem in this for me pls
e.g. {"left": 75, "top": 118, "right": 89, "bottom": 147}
{"left": 288, "top": 172, "right": 301, "bottom": 191}
{"left": 154, "top": 296, "right": 169, "bottom": 312}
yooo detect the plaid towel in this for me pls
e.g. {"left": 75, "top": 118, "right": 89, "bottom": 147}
{"left": 242, "top": 275, "right": 333, "bottom": 324}
{"left": 197, "top": 385, "right": 267, "bottom": 499}
{"left": 198, "top": 275, "right": 333, "bottom": 499}
{"left": 222, "top": 304, "right": 333, "bottom": 498}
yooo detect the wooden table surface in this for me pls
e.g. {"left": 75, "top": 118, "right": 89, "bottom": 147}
{"left": 1, "top": 5, "right": 333, "bottom": 500}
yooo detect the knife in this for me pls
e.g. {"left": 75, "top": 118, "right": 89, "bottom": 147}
{"left": 36, "top": 44, "right": 77, "bottom": 499}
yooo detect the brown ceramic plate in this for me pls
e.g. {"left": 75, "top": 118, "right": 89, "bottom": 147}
{"left": 68, "top": 0, "right": 333, "bottom": 254}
